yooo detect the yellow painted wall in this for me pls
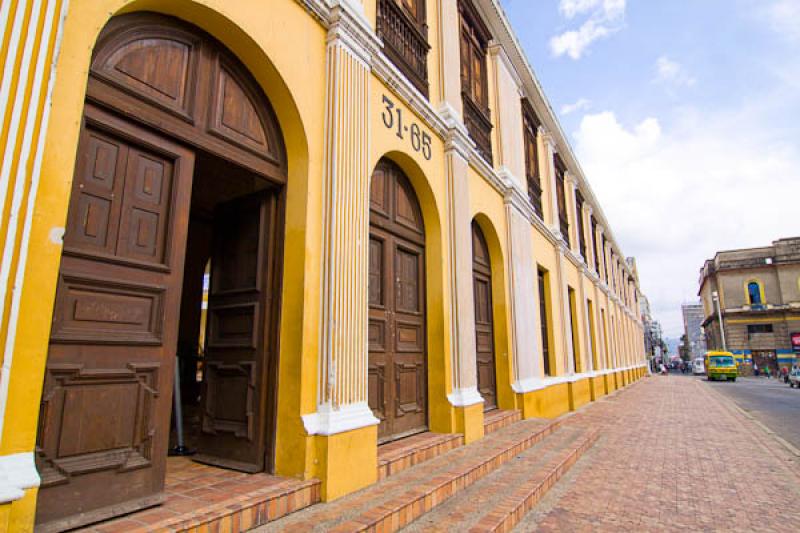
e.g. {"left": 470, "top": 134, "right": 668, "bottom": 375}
{"left": 0, "top": 0, "right": 649, "bottom": 526}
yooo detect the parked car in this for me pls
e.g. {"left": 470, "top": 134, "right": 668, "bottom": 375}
{"left": 789, "top": 369, "right": 800, "bottom": 388}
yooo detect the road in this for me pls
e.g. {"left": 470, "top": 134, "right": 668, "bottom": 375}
{"left": 702, "top": 374, "right": 800, "bottom": 451}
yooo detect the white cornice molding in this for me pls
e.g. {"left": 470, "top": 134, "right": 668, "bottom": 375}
{"left": 448, "top": 387, "right": 485, "bottom": 407}
{"left": 0, "top": 453, "right": 39, "bottom": 504}
{"left": 302, "top": 402, "right": 379, "bottom": 436}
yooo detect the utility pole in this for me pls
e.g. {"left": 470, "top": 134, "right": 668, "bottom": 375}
{"left": 712, "top": 290, "right": 727, "bottom": 352}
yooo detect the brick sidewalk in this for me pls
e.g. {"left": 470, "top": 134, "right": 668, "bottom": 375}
{"left": 517, "top": 375, "right": 800, "bottom": 532}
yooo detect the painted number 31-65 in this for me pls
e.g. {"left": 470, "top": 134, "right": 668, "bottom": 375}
{"left": 381, "top": 95, "right": 432, "bottom": 160}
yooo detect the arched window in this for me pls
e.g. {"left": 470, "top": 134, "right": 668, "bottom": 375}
{"left": 747, "top": 281, "right": 762, "bottom": 305}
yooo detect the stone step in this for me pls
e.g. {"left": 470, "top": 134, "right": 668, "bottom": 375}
{"left": 256, "top": 417, "right": 561, "bottom": 533}
{"left": 400, "top": 425, "right": 599, "bottom": 533}
{"left": 483, "top": 409, "right": 522, "bottom": 435}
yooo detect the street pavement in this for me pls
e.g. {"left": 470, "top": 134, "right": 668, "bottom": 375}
{"left": 516, "top": 374, "right": 800, "bottom": 532}
{"left": 705, "top": 375, "right": 800, "bottom": 451}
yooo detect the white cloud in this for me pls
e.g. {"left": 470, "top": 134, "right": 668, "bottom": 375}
{"left": 654, "top": 56, "right": 696, "bottom": 87}
{"left": 561, "top": 98, "right": 591, "bottom": 115}
{"left": 761, "top": 0, "right": 800, "bottom": 42}
{"left": 559, "top": 0, "right": 625, "bottom": 19}
{"left": 573, "top": 107, "right": 800, "bottom": 336}
{"left": 551, "top": 0, "right": 625, "bottom": 59}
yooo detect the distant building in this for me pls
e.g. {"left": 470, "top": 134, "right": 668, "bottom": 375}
{"left": 698, "top": 237, "right": 800, "bottom": 373}
{"left": 681, "top": 303, "right": 707, "bottom": 360}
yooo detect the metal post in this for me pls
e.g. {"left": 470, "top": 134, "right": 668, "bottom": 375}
{"left": 170, "top": 355, "right": 194, "bottom": 456}
{"left": 712, "top": 291, "right": 727, "bottom": 352}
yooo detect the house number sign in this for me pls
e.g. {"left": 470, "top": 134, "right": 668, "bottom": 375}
{"left": 381, "top": 95, "right": 432, "bottom": 160}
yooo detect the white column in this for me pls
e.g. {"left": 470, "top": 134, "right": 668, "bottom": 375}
{"left": 505, "top": 200, "right": 542, "bottom": 390}
{"left": 305, "top": 3, "right": 379, "bottom": 435}
{"left": 445, "top": 140, "right": 483, "bottom": 406}
{"left": 436, "top": 0, "right": 464, "bottom": 119}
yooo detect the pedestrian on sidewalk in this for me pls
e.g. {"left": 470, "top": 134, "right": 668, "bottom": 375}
{"left": 754, "top": 362, "right": 759, "bottom": 377}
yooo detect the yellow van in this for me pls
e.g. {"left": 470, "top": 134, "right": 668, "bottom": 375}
{"left": 704, "top": 351, "right": 738, "bottom": 382}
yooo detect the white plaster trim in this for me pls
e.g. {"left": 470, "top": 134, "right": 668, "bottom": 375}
{"left": 513, "top": 364, "right": 645, "bottom": 395}
{"left": 447, "top": 387, "right": 485, "bottom": 407}
{"left": 0, "top": 453, "right": 39, "bottom": 504}
{"left": 302, "top": 402, "right": 379, "bottom": 436}
{"left": 0, "top": 0, "right": 69, "bottom": 443}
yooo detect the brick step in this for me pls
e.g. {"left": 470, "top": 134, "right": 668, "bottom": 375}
{"left": 378, "top": 432, "right": 464, "bottom": 480}
{"left": 483, "top": 409, "right": 522, "bottom": 435}
{"left": 376, "top": 410, "right": 521, "bottom": 481}
{"left": 401, "top": 425, "right": 599, "bottom": 533}
{"left": 77, "top": 458, "right": 320, "bottom": 533}
{"left": 256, "top": 417, "right": 561, "bottom": 533}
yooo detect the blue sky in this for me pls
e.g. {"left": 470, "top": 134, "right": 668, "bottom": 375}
{"left": 500, "top": 0, "right": 800, "bottom": 338}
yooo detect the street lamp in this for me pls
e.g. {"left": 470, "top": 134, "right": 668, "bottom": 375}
{"left": 712, "top": 290, "right": 727, "bottom": 352}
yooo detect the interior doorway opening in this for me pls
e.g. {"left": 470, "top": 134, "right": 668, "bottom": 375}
{"left": 169, "top": 150, "right": 280, "bottom": 473}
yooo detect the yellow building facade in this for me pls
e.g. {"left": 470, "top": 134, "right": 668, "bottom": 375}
{"left": 0, "top": 0, "right": 647, "bottom": 530}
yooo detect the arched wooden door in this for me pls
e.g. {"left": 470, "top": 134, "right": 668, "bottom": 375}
{"left": 35, "top": 14, "right": 286, "bottom": 530}
{"left": 368, "top": 159, "right": 428, "bottom": 442}
{"left": 472, "top": 221, "right": 497, "bottom": 410}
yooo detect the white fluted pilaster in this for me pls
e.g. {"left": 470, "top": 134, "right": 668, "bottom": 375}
{"left": 306, "top": 4, "right": 378, "bottom": 435}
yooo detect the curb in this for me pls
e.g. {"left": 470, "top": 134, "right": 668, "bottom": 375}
{"left": 700, "top": 380, "right": 800, "bottom": 460}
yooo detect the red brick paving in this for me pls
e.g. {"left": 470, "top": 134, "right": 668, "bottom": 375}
{"left": 517, "top": 375, "right": 800, "bottom": 532}
{"left": 75, "top": 458, "right": 320, "bottom": 532}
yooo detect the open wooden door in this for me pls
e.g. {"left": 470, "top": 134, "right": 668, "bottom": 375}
{"left": 35, "top": 105, "right": 195, "bottom": 531}
{"left": 194, "top": 190, "right": 279, "bottom": 472}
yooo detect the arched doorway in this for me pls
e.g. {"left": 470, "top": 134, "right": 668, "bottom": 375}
{"left": 368, "top": 158, "right": 428, "bottom": 443}
{"left": 35, "top": 14, "right": 286, "bottom": 530}
{"left": 471, "top": 221, "right": 497, "bottom": 410}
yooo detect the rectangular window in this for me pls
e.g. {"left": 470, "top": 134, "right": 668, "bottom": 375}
{"left": 538, "top": 267, "right": 552, "bottom": 376}
{"left": 587, "top": 299, "right": 599, "bottom": 370}
{"left": 575, "top": 190, "right": 587, "bottom": 260}
{"left": 591, "top": 216, "right": 599, "bottom": 272}
{"left": 747, "top": 324, "right": 773, "bottom": 338}
{"left": 568, "top": 286, "right": 581, "bottom": 373}
{"left": 522, "top": 99, "right": 543, "bottom": 218}
{"left": 555, "top": 156, "right": 569, "bottom": 242}
{"left": 377, "top": 0, "right": 431, "bottom": 96}
{"left": 602, "top": 235, "right": 608, "bottom": 283}
{"left": 458, "top": 0, "right": 492, "bottom": 162}
{"left": 601, "top": 308, "right": 610, "bottom": 368}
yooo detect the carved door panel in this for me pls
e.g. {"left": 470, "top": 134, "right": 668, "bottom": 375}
{"left": 35, "top": 105, "right": 195, "bottom": 530}
{"left": 194, "top": 191, "right": 278, "bottom": 472}
{"left": 472, "top": 222, "right": 496, "bottom": 410}
{"left": 368, "top": 159, "right": 427, "bottom": 442}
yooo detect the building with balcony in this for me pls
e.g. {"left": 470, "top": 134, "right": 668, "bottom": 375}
{"left": 699, "top": 237, "right": 800, "bottom": 374}
{"left": 0, "top": 0, "right": 648, "bottom": 530}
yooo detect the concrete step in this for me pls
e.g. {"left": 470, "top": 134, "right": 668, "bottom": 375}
{"left": 256, "top": 417, "right": 562, "bottom": 533}
{"left": 401, "top": 425, "right": 599, "bottom": 533}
